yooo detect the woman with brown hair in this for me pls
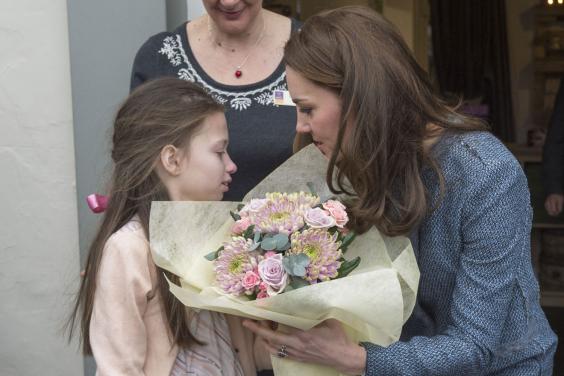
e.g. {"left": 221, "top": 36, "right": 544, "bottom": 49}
{"left": 67, "top": 78, "right": 270, "bottom": 375}
{"left": 243, "top": 6, "right": 557, "bottom": 375}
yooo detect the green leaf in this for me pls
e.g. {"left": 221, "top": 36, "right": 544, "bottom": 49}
{"left": 242, "top": 225, "right": 255, "bottom": 239}
{"left": 337, "top": 256, "right": 361, "bottom": 278}
{"left": 237, "top": 204, "right": 245, "bottom": 211}
{"left": 253, "top": 231, "right": 261, "bottom": 244}
{"left": 204, "top": 246, "right": 223, "bottom": 261}
{"left": 273, "top": 233, "right": 289, "bottom": 250}
{"left": 261, "top": 236, "right": 277, "bottom": 251}
{"left": 282, "top": 254, "right": 310, "bottom": 277}
{"left": 230, "top": 211, "right": 241, "bottom": 221}
{"left": 250, "top": 242, "right": 260, "bottom": 251}
{"left": 289, "top": 277, "right": 309, "bottom": 290}
{"left": 340, "top": 231, "right": 357, "bottom": 254}
{"left": 278, "top": 242, "right": 291, "bottom": 251}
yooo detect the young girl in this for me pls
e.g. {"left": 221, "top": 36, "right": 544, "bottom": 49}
{"left": 68, "top": 78, "right": 270, "bottom": 375}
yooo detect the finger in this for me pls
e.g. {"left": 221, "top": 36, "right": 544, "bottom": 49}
{"left": 323, "top": 318, "right": 342, "bottom": 328}
{"left": 262, "top": 341, "right": 305, "bottom": 362}
{"left": 242, "top": 320, "right": 301, "bottom": 349}
{"left": 556, "top": 199, "right": 563, "bottom": 214}
{"left": 546, "top": 200, "right": 556, "bottom": 216}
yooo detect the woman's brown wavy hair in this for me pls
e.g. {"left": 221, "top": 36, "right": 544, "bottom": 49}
{"left": 67, "top": 77, "right": 223, "bottom": 354}
{"left": 285, "top": 6, "right": 487, "bottom": 236}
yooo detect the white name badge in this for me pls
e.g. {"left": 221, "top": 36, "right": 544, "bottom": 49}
{"left": 273, "top": 90, "right": 295, "bottom": 106}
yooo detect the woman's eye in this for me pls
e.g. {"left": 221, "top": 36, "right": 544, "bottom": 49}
{"left": 299, "top": 107, "right": 312, "bottom": 115}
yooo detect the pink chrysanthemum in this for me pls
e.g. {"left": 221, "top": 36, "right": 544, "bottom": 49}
{"left": 214, "top": 237, "right": 261, "bottom": 295}
{"left": 248, "top": 192, "right": 319, "bottom": 234}
{"left": 288, "top": 229, "right": 342, "bottom": 282}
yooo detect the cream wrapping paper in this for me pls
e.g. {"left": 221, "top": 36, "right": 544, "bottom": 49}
{"left": 150, "top": 145, "right": 420, "bottom": 375}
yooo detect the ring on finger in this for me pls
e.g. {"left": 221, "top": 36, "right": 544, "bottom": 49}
{"left": 277, "top": 344, "right": 288, "bottom": 358}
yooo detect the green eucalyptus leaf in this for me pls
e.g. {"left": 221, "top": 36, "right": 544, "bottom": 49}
{"left": 204, "top": 246, "right": 223, "bottom": 261}
{"left": 337, "top": 256, "right": 361, "bottom": 278}
{"left": 250, "top": 242, "right": 260, "bottom": 251}
{"left": 289, "top": 277, "right": 309, "bottom": 290}
{"left": 261, "top": 237, "right": 277, "bottom": 251}
{"left": 273, "top": 233, "right": 289, "bottom": 250}
{"left": 253, "top": 231, "right": 261, "bottom": 244}
{"left": 282, "top": 254, "right": 310, "bottom": 277}
{"left": 230, "top": 211, "right": 241, "bottom": 221}
{"left": 279, "top": 242, "right": 291, "bottom": 251}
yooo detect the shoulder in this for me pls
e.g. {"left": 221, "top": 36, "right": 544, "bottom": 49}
{"left": 134, "top": 28, "right": 180, "bottom": 60}
{"left": 104, "top": 219, "right": 150, "bottom": 264}
{"left": 436, "top": 131, "right": 526, "bottom": 187}
{"left": 97, "top": 218, "right": 157, "bottom": 291}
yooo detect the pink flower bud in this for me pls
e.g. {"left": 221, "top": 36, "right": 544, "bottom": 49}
{"left": 322, "top": 200, "right": 349, "bottom": 228}
{"left": 241, "top": 271, "right": 261, "bottom": 291}
{"left": 232, "top": 217, "right": 252, "bottom": 235}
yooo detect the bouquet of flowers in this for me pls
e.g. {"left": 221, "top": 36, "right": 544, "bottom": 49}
{"left": 149, "top": 145, "right": 419, "bottom": 376}
{"left": 208, "top": 192, "right": 359, "bottom": 300}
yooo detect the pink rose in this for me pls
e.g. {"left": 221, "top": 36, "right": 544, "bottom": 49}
{"left": 264, "top": 251, "right": 277, "bottom": 259}
{"left": 304, "top": 207, "right": 336, "bottom": 228}
{"left": 258, "top": 254, "right": 288, "bottom": 295}
{"left": 231, "top": 217, "right": 251, "bottom": 235}
{"left": 257, "top": 290, "right": 269, "bottom": 299}
{"left": 242, "top": 271, "right": 261, "bottom": 291}
{"left": 322, "top": 200, "right": 349, "bottom": 228}
{"left": 239, "top": 199, "right": 267, "bottom": 217}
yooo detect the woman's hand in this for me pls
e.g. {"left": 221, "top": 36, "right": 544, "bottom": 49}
{"left": 545, "top": 193, "right": 564, "bottom": 216}
{"left": 242, "top": 319, "right": 366, "bottom": 375}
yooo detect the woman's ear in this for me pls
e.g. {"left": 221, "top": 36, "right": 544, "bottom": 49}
{"left": 159, "top": 145, "right": 182, "bottom": 176}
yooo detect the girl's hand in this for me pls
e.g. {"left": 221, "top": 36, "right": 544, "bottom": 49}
{"left": 242, "top": 319, "right": 366, "bottom": 375}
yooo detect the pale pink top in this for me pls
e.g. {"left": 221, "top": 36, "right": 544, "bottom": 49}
{"left": 90, "top": 218, "right": 271, "bottom": 376}
{"left": 170, "top": 311, "right": 244, "bottom": 376}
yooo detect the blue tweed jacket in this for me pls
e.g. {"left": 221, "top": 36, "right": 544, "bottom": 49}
{"left": 362, "top": 131, "right": 557, "bottom": 375}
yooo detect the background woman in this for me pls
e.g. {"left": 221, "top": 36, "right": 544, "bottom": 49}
{"left": 244, "top": 6, "right": 557, "bottom": 375}
{"left": 131, "top": 0, "right": 300, "bottom": 201}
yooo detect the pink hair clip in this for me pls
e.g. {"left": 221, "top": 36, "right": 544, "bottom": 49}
{"left": 86, "top": 194, "right": 108, "bottom": 213}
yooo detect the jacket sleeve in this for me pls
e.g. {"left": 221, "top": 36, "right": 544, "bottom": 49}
{"left": 542, "top": 79, "right": 564, "bottom": 195}
{"left": 90, "top": 231, "right": 156, "bottom": 376}
{"left": 362, "top": 158, "right": 532, "bottom": 375}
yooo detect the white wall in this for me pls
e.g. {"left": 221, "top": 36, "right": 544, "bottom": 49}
{"left": 0, "top": 1, "right": 83, "bottom": 375}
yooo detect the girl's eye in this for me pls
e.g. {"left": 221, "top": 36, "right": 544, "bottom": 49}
{"left": 299, "top": 107, "right": 312, "bottom": 115}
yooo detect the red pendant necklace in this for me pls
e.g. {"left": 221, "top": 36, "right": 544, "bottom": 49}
{"left": 208, "top": 14, "right": 266, "bottom": 78}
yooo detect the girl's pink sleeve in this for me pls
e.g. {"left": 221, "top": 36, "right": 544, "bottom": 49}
{"left": 90, "top": 231, "right": 155, "bottom": 375}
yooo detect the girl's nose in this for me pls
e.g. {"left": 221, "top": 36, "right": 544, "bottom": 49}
{"left": 296, "top": 119, "right": 311, "bottom": 134}
{"left": 224, "top": 153, "right": 237, "bottom": 174}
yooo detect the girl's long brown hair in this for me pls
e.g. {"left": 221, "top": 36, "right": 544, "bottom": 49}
{"left": 67, "top": 77, "right": 223, "bottom": 354}
{"left": 285, "top": 6, "right": 487, "bottom": 236}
